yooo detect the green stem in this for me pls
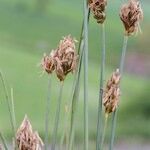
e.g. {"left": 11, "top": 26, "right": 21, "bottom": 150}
{"left": 100, "top": 114, "right": 108, "bottom": 150}
{"left": 83, "top": 0, "right": 89, "bottom": 150}
{"left": 109, "top": 36, "right": 128, "bottom": 150}
{"left": 10, "top": 88, "right": 16, "bottom": 131}
{"left": 51, "top": 82, "right": 64, "bottom": 150}
{"left": 44, "top": 76, "right": 51, "bottom": 150}
{"left": 10, "top": 88, "right": 18, "bottom": 150}
{"left": 0, "top": 132, "right": 8, "bottom": 150}
{"left": 0, "top": 71, "right": 16, "bottom": 136}
{"left": 119, "top": 36, "right": 128, "bottom": 75}
{"left": 96, "top": 23, "right": 106, "bottom": 150}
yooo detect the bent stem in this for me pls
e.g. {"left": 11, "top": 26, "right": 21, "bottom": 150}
{"left": 51, "top": 82, "right": 64, "bottom": 150}
{"left": 44, "top": 76, "right": 51, "bottom": 150}
{"left": 109, "top": 36, "right": 128, "bottom": 150}
{"left": 96, "top": 23, "right": 106, "bottom": 150}
{"left": 0, "top": 132, "right": 8, "bottom": 150}
{"left": 100, "top": 114, "right": 108, "bottom": 150}
{"left": 83, "top": 0, "right": 89, "bottom": 149}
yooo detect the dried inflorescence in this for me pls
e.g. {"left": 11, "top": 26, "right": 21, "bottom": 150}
{"left": 103, "top": 69, "right": 121, "bottom": 114}
{"left": 41, "top": 52, "right": 55, "bottom": 74}
{"left": 120, "top": 0, "right": 143, "bottom": 36}
{"left": 16, "top": 115, "right": 43, "bottom": 150}
{"left": 55, "top": 35, "right": 78, "bottom": 81}
{"left": 41, "top": 35, "right": 78, "bottom": 81}
{"left": 89, "top": 0, "right": 107, "bottom": 24}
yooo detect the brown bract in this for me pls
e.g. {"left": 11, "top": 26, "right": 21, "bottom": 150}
{"left": 89, "top": 0, "right": 107, "bottom": 24}
{"left": 103, "top": 69, "right": 121, "bottom": 114}
{"left": 120, "top": 0, "right": 143, "bottom": 36}
{"left": 16, "top": 116, "right": 43, "bottom": 150}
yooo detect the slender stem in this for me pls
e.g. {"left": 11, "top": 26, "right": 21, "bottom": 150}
{"left": 83, "top": 0, "right": 89, "bottom": 149}
{"left": 0, "top": 132, "right": 8, "bottom": 150}
{"left": 51, "top": 82, "right": 64, "bottom": 150}
{"left": 44, "top": 76, "right": 51, "bottom": 150}
{"left": 10, "top": 88, "right": 16, "bottom": 131}
{"left": 68, "top": 54, "right": 82, "bottom": 150}
{"left": 100, "top": 114, "right": 108, "bottom": 150}
{"left": 119, "top": 36, "right": 128, "bottom": 75}
{"left": 109, "top": 36, "right": 128, "bottom": 150}
{"left": 96, "top": 23, "right": 106, "bottom": 150}
{"left": 10, "top": 88, "right": 18, "bottom": 150}
{"left": 0, "top": 71, "right": 16, "bottom": 136}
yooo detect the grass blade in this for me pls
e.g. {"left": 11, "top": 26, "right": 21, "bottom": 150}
{"left": 44, "top": 76, "right": 51, "bottom": 150}
{"left": 0, "top": 71, "right": 16, "bottom": 137}
{"left": 68, "top": 8, "right": 90, "bottom": 150}
{"left": 51, "top": 82, "right": 64, "bottom": 150}
{"left": 96, "top": 23, "right": 106, "bottom": 150}
{"left": 109, "top": 36, "right": 128, "bottom": 150}
{"left": 0, "top": 132, "right": 9, "bottom": 150}
{"left": 83, "top": 0, "right": 89, "bottom": 149}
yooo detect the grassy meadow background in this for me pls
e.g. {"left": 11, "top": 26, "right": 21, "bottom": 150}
{"left": 0, "top": 0, "right": 150, "bottom": 146}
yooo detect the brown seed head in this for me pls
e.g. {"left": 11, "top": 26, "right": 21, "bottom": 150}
{"left": 103, "top": 69, "right": 121, "bottom": 114}
{"left": 16, "top": 115, "right": 43, "bottom": 150}
{"left": 120, "top": 0, "right": 143, "bottom": 36}
{"left": 41, "top": 51, "right": 56, "bottom": 74}
{"left": 89, "top": 0, "right": 107, "bottom": 24}
{"left": 55, "top": 35, "right": 78, "bottom": 81}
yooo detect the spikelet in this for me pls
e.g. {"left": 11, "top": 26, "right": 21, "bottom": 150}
{"left": 55, "top": 35, "right": 78, "bottom": 81}
{"left": 40, "top": 35, "right": 78, "bottom": 81}
{"left": 41, "top": 51, "right": 56, "bottom": 74}
{"left": 120, "top": 0, "right": 143, "bottom": 36}
{"left": 89, "top": 0, "right": 107, "bottom": 24}
{"left": 103, "top": 69, "right": 121, "bottom": 114}
{"left": 16, "top": 115, "right": 43, "bottom": 150}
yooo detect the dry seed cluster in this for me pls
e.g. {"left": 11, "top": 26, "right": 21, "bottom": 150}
{"left": 120, "top": 0, "right": 143, "bottom": 35}
{"left": 103, "top": 69, "right": 121, "bottom": 114}
{"left": 41, "top": 35, "right": 78, "bottom": 81}
{"left": 89, "top": 0, "right": 107, "bottom": 24}
{"left": 16, "top": 116, "right": 43, "bottom": 150}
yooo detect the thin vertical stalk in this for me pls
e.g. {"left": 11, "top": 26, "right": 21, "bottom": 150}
{"left": 100, "top": 114, "right": 108, "bottom": 150}
{"left": 0, "top": 132, "right": 8, "bottom": 150}
{"left": 68, "top": 47, "right": 83, "bottom": 150}
{"left": 51, "top": 82, "right": 64, "bottom": 150}
{"left": 0, "top": 72, "right": 16, "bottom": 136}
{"left": 119, "top": 36, "right": 128, "bottom": 75}
{"left": 44, "top": 76, "right": 51, "bottom": 150}
{"left": 109, "top": 36, "right": 128, "bottom": 150}
{"left": 10, "top": 88, "right": 16, "bottom": 132}
{"left": 83, "top": 0, "right": 89, "bottom": 149}
{"left": 10, "top": 88, "right": 17, "bottom": 150}
{"left": 68, "top": 8, "right": 90, "bottom": 150}
{"left": 96, "top": 23, "right": 106, "bottom": 150}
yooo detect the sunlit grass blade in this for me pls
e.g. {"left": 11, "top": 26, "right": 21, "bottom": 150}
{"left": 83, "top": 0, "right": 89, "bottom": 149}
{"left": 51, "top": 82, "right": 64, "bottom": 150}
{"left": 0, "top": 132, "right": 8, "bottom": 150}
{"left": 96, "top": 23, "right": 106, "bottom": 150}
{"left": 109, "top": 36, "right": 128, "bottom": 150}
{"left": 44, "top": 76, "right": 51, "bottom": 150}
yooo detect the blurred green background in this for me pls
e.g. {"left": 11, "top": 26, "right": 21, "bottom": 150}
{"left": 0, "top": 0, "right": 150, "bottom": 148}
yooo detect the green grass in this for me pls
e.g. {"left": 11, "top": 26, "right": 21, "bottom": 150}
{"left": 0, "top": 0, "right": 150, "bottom": 143}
